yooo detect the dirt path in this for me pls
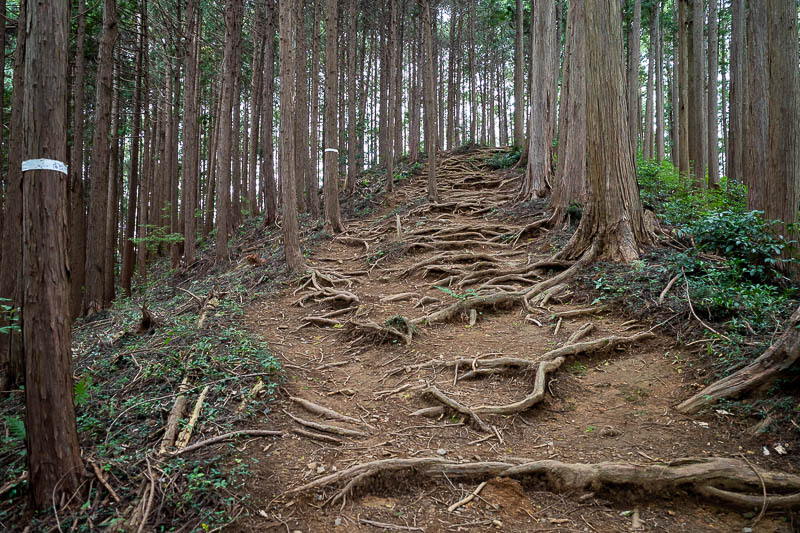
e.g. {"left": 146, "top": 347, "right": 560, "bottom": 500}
{"left": 240, "top": 149, "right": 796, "bottom": 532}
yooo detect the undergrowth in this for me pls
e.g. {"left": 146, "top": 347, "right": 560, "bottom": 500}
{"left": 583, "top": 158, "right": 799, "bottom": 430}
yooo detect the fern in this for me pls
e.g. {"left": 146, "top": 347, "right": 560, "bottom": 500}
{"left": 74, "top": 375, "right": 93, "bottom": 407}
{"left": 4, "top": 416, "right": 25, "bottom": 441}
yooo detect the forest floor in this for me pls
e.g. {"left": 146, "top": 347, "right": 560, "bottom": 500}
{"left": 2, "top": 147, "right": 799, "bottom": 533}
{"left": 233, "top": 148, "right": 799, "bottom": 532}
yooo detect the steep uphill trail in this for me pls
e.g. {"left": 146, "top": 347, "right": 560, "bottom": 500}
{"left": 239, "top": 148, "right": 799, "bottom": 532}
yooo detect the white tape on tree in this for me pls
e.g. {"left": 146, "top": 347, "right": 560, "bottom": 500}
{"left": 324, "top": 148, "right": 339, "bottom": 154}
{"left": 22, "top": 159, "right": 68, "bottom": 175}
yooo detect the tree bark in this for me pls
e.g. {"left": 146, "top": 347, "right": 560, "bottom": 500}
{"left": 559, "top": 0, "right": 652, "bottom": 263}
{"left": 262, "top": 0, "right": 278, "bottom": 226}
{"left": 421, "top": 0, "right": 438, "bottom": 202}
{"left": 0, "top": 0, "right": 26, "bottom": 389}
{"left": 182, "top": 0, "right": 199, "bottom": 264}
{"left": 280, "top": 0, "right": 306, "bottom": 270}
{"left": 677, "top": 0, "right": 689, "bottom": 176}
{"left": 68, "top": 0, "right": 87, "bottom": 317}
{"left": 706, "top": 0, "right": 719, "bottom": 187}
{"left": 513, "top": 0, "right": 524, "bottom": 148}
{"left": 765, "top": 0, "right": 799, "bottom": 236}
{"left": 552, "top": 0, "right": 587, "bottom": 216}
{"left": 643, "top": 10, "right": 655, "bottom": 160}
{"left": 22, "top": 0, "right": 84, "bottom": 508}
{"left": 655, "top": 2, "right": 665, "bottom": 162}
{"left": 727, "top": 0, "right": 745, "bottom": 182}
{"left": 626, "top": 0, "right": 641, "bottom": 153}
{"left": 84, "top": 0, "right": 118, "bottom": 314}
{"left": 345, "top": 0, "right": 357, "bottom": 193}
{"left": 521, "top": 0, "right": 555, "bottom": 200}
{"left": 137, "top": 6, "right": 150, "bottom": 282}
{"left": 104, "top": 65, "right": 120, "bottom": 305}
{"left": 687, "top": 0, "right": 707, "bottom": 189}
{"left": 323, "top": 0, "right": 344, "bottom": 233}
{"left": 744, "top": 1, "right": 767, "bottom": 210}
{"left": 121, "top": 7, "right": 144, "bottom": 294}
{"left": 215, "top": 0, "right": 243, "bottom": 262}
{"left": 295, "top": 0, "right": 312, "bottom": 215}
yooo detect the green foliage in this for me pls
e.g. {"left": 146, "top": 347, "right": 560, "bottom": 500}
{"left": 132, "top": 225, "right": 185, "bottom": 254}
{"left": 3, "top": 416, "right": 25, "bottom": 441}
{"left": 0, "top": 298, "right": 19, "bottom": 335}
{"left": 486, "top": 148, "right": 521, "bottom": 170}
{"left": 681, "top": 210, "right": 794, "bottom": 283}
{"left": 74, "top": 374, "right": 94, "bottom": 407}
{"left": 434, "top": 286, "right": 478, "bottom": 301}
{"left": 637, "top": 158, "right": 746, "bottom": 225}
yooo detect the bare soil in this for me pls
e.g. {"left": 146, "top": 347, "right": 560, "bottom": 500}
{"left": 234, "top": 149, "right": 799, "bottom": 532}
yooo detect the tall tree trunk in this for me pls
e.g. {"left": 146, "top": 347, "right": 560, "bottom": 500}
{"left": 385, "top": 0, "right": 397, "bottom": 192}
{"left": 84, "top": 0, "right": 118, "bottom": 314}
{"left": 560, "top": 0, "right": 652, "bottom": 263}
{"left": 104, "top": 65, "right": 120, "bottom": 305}
{"left": 182, "top": 0, "right": 199, "bottom": 263}
{"left": 248, "top": 2, "right": 264, "bottom": 217}
{"left": 323, "top": 0, "right": 345, "bottom": 232}
{"left": 765, "top": 0, "right": 799, "bottom": 235}
{"left": 553, "top": 0, "right": 587, "bottom": 216}
{"left": 644, "top": 13, "right": 655, "bottom": 160}
{"left": 169, "top": 60, "right": 182, "bottom": 268}
{"left": 0, "top": 0, "right": 26, "bottom": 389}
{"left": 215, "top": 0, "right": 243, "bottom": 261}
{"left": 262, "top": 0, "right": 278, "bottom": 226}
{"left": 727, "top": 0, "right": 745, "bottom": 182}
{"left": 677, "top": 0, "right": 689, "bottom": 176}
{"left": 137, "top": 7, "right": 150, "bottom": 281}
{"left": 744, "top": 1, "right": 767, "bottom": 210}
{"left": 655, "top": 2, "right": 665, "bottom": 162}
{"left": 280, "top": 0, "right": 306, "bottom": 269}
{"left": 707, "top": 0, "right": 719, "bottom": 187}
{"left": 345, "top": 0, "right": 357, "bottom": 192}
{"left": 521, "top": 0, "right": 555, "bottom": 200}
{"left": 295, "top": 0, "right": 312, "bottom": 215}
{"left": 22, "top": 0, "right": 84, "bottom": 508}
{"left": 68, "top": 0, "right": 87, "bottom": 317}
{"left": 421, "top": 0, "right": 438, "bottom": 202}
{"left": 409, "top": 19, "right": 421, "bottom": 163}
{"left": 468, "top": 0, "right": 476, "bottom": 144}
{"left": 393, "top": 5, "right": 404, "bottom": 157}
{"left": 121, "top": 7, "right": 143, "bottom": 294}
{"left": 309, "top": 0, "right": 321, "bottom": 198}
{"left": 626, "top": 0, "right": 641, "bottom": 153}
{"left": 687, "top": 0, "right": 707, "bottom": 189}
{"left": 513, "top": 0, "right": 525, "bottom": 147}
{"left": 203, "top": 87, "right": 219, "bottom": 237}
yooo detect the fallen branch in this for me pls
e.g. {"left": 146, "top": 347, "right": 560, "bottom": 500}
{"left": 448, "top": 480, "right": 488, "bottom": 512}
{"left": 290, "top": 396, "right": 363, "bottom": 426}
{"left": 551, "top": 305, "right": 608, "bottom": 319}
{"left": 175, "top": 385, "right": 209, "bottom": 449}
{"left": 167, "top": 429, "right": 284, "bottom": 456}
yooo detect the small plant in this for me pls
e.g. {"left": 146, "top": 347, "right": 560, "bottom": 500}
{"left": 486, "top": 148, "right": 521, "bottom": 169}
{"left": 0, "top": 298, "right": 19, "bottom": 335}
{"left": 434, "top": 286, "right": 477, "bottom": 301}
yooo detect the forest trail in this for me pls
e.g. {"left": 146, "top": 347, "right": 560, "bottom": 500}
{"left": 241, "top": 148, "right": 792, "bottom": 532}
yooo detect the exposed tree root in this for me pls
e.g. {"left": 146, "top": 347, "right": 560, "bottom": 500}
{"left": 678, "top": 304, "right": 800, "bottom": 414}
{"left": 551, "top": 305, "right": 608, "bottom": 319}
{"left": 290, "top": 456, "right": 800, "bottom": 511}
{"left": 285, "top": 412, "right": 368, "bottom": 438}
{"left": 346, "top": 316, "right": 414, "bottom": 345}
{"left": 422, "top": 386, "right": 492, "bottom": 432}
